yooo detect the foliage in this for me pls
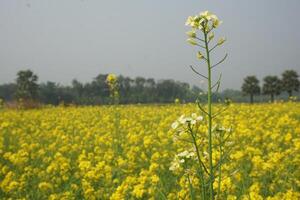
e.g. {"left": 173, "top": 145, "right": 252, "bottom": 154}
{"left": 262, "top": 76, "right": 282, "bottom": 102}
{"left": 241, "top": 76, "right": 261, "bottom": 103}
{"left": 281, "top": 70, "right": 300, "bottom": 97}
{"left": 0, "top": 84, "right": 16, "bottom": 102}
{"left": 15, "top": 70, "right": 39, "bottom": 100}
{"left": 1, "top": 74, "right": 202, "bottom": 105}
{"left": 0, "top": 103, "right": 299, "bottom": 199}
{"left": 0, "top": 70, "right": 299, "bottom": 105}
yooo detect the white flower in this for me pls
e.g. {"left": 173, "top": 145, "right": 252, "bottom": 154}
{"left": 177, "top": 150, "right": 189, "bottom": 157}
{"left": 185, "top": 16, "right": 194, "bottom": 26}
{"left": 169, "top": 156, "right": 183, "bottom": 171}
{"left": 185, "top": 117, "right": 192, "bottom": 122}
{"left": 169, "top": 161, "right": 180, "bottom": 171}
{"left": 171, "top": 121, "right": 179, "bottom": 129}
{"left": 196, "top": 116, "right": 204, "bottom": 121}
{"left": 177, "top": 150, "right": 196, "bottom": 159}
{"left": 199, "top": 11, "right": 211, "bottom": 18}
{"left": 186, "top": 152, "right": 195, "bottom": 158}
{"left": 190, "top": 119, "right": 197, "bottom": 125}
{"left": 178, "top": 115, "right": 186, "bottom": 124}
{"left": 191, "top": 113, "right": 197, "bottom": 118}
{"left": 192, "top": 113, "right": 204, "bottom": 121}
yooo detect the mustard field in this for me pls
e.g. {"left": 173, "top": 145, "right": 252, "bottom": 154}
{"left": 0, "top": 103, "right": 299, "bottom": 199}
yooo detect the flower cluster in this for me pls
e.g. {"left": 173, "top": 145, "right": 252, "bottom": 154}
{"left": 169, "top": 149, "right": 196, "bottom": 172}
{"left": 185, "top": 11, "right": 226, "bottom": 61}
{"left": 185, "top": 11, "right": 221, "bottom": 31}
{"left": 171, "top": 113, "right": 204, "bottom": 130}
{"left": 106, "top": 74, "right": 119, "bottom": 103}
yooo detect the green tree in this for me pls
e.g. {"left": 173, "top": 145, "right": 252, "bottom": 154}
{"left": 241, "top": 76, "right": 260, "bottom": 103}
{"left": 263, "top": 76, "right": 281, "bottom": 102}
{"left": 0, "top": 83, "right": 16, "bottom": 101}
{"left": 281, "top": 70, "right": 300, "bottom": 97}
{"left": 39, "top": 82, "right": 60, "bottom": 105}
{"left": 15, "top": 70, "right": 39, "bottom": 100}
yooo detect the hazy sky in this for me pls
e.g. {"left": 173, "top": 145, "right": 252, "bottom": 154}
{"left": 1, "top": 0, "right": 300, "bottom": 90}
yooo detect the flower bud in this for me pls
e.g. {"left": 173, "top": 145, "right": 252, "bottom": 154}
{"left": 186, "top": 30, "right": 196, "bottom": 38}
{"left": 185, "top": 16, "right": 194, "bottom": 26}
{"left": 197, "top": 51, "right": 203, "bottom": 60}
{"left": 208, "top": 32, "right": 214, "bottom": 41}
{"left": 217, "top": 37, "right": 226, "bottom": 46}
{"left": 187, "top": 38, "right": 198, "bottom": 46}
{"left": 213, "top": 19, "right": 222, "bottom": 28}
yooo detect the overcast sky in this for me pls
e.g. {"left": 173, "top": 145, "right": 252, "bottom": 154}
{"left": 0, "top": 0, "right": 300, "bottom": 90}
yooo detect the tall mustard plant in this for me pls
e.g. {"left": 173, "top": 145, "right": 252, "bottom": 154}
{"left": 106, "top": 74, "right": 122, "bottom": 154}
{"left": 170, "top": 11, "right": 231, "bottom": 200}
{"left": 106, "top": 74, "right": 119, "bottom": 105}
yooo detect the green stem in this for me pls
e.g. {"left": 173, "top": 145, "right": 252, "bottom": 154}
{"left": 217, "top": 136, "right": 223, "bottom": 199}
{"left": 188, "top": 126, "right": 209, "bottom": 175}
{"left": 188, "top": 125, "right": 207, "bottom": 200}
{"left": 204, "top": 30, "right": 214, "bottom": 200}
{"left": 187, "top": 172, "right": 195, "bottom": 200}
{"left": 183, "top": 159, "right": 196, "bottom": 200}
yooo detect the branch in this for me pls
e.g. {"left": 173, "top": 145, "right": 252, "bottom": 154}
{"left": 195, "top": 37, "right": 205, "bottom": 43}
{"left": 188, "top": 126, "right": 210, "bottom": 176}
{"left": 207, "top": 27, "right": 213, "bottom": 34}
{"left": 221, "top": 130, "right": 233, "bottom": 146}
{"left": 213, "top": 147, "right": 233, "bottom": 170}
{"left": 215, "top": 81, "right": 221, "bottom": 93}
{"left": 197, "top": 101, "right": 209, "bottom": 116}
{"left": 189, "top": 65, "right": 208, "bottom": 80}
{"left": 211, "top": 54, "right": 228, "bottom": 69}
{"left": 212, "top": 106, "right": 229, "bottom": 118}
{"left": 211, "top": 74, "right": 222, "bottom": 90}
{"left": 209, "top": 43, "right": 218, "bottom": 53}
{"left": 196, "top": 44, "right": 206, "bottom": 49}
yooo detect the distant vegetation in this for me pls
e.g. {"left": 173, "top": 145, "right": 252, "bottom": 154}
{"left": 0, "top": 70, "right": 202, "bottom": 105}
{"left": 0, "top": 69, "right": 299, "bottom": 106}
{"left": 241, "top": 70, "right": 299, "bottom": 103}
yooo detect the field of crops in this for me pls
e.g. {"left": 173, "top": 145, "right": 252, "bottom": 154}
{"left": 0, "top": 103, "right": 299, "bottom": 199}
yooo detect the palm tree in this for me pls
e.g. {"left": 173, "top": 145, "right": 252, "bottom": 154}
{"left": 262, "top": 76, "right": 281, "bottom": 102}
{"left": 241, "top": 76, "right": 260, "bottom": 103}
{"left": 281, "top": 70, "right": 300, "bottom": 97}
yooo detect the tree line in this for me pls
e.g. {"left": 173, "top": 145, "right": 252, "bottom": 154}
{"left": 241, "top": 70, "right": 299, "bottom": 103}
{"left": 0, "top": 69, "right": 299, "bottom": 106}
{"left": 0, "top": 70, "right": 203, "bottom": 105}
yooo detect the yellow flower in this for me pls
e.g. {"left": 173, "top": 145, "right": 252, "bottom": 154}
{"left": 151, "top": 175, "right": 160, "bottom": 184}
{"left": 38, "top": 182, "right": 53, "bottom": 192}
{"left": 132, "top": 184, "right": 145, "bottom": 198}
